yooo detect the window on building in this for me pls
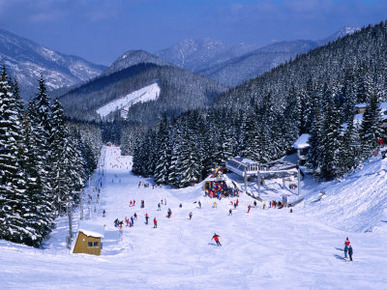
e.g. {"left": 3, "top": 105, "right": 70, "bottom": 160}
{"left": 94, "top": 241, "right": 99, "bottom": 248}
{"left": 87, "top": 242, "right": 93, "bottom": 248}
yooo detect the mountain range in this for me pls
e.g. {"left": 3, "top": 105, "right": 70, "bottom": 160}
{"left": 0, "top": 26, "right": 359, "bottom": 117}
{"left": 0, "top": 29, "right": 106, "bottom": 99}
{"left": 155, "top": 27, "right": 360, "bottom": 87}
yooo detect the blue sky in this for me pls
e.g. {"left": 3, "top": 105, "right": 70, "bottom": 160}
{"left": 0, "top": 0, "right": 385, "bottom": 65}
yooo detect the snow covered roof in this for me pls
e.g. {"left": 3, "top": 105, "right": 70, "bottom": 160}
{"left": 292, "top": 134, "right": 311, "bottom": 149}
{"left": 355, "top": 103, "right": 368, "bottom": 109}
{"left": 355, "top": 102, "right": 387, "bottom": 111}
{"left": 226, "top": 157, "right": 259, "bottom": 177}
{"left": 78, "top": 221, "right": 104, "bottom": 238}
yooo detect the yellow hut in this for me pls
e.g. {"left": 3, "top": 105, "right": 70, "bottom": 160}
{"left": 72, "top": 222, "right": 104, "bottom": 256}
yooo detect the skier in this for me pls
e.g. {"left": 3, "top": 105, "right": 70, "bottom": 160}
{"left": 167, "top": 208, "right": 172, "bottom": 218}
{"left": 153, "top": 217, "right": 157, "bottom": 228}
{"left": 134, "top": 213, "right": 137, "bottom": 220}
{"left": 247, "top": 205, "right": 252, "bottom": 213}
{"left": 229, "top": 209, "right": 232, "bottom": 215}
{"left": 131, "top": 216, "right": 134, "bottom": 225}
{"left": 103, "top": 209, "right": 106, "bottom": 217}
{"left": 198, "top": 201, "right": 201, "bottom": 208}
{"left": 145, "top": 213, "right": 149, "bottom": 225}
{"left": 158, "top": 203, "right": 161, "bottom": 211}
{"left": 212, "top": 233, "right": 222, "bottom": 246}
{"left": 344, "top": 237, "right": 350, "bottom": 258}
{"left": 129, "top": 201, "right": 132, "bottom": 207}
{"left": 348, "top": 245, "right": 353, "bottom": 261}
{"left": 189, "top": 212, "right": 193, "bottom": 220}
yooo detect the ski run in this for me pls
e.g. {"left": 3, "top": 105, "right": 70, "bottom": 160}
{"left": 1, "top": 145, "right": 386, "bottom": 289}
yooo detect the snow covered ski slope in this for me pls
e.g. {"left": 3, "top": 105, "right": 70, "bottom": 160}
{"left": 0, "top": 145, "right": 386, "bottom": 289}
{"left": 96, "top": 83, "right": 160, "bottom": 119}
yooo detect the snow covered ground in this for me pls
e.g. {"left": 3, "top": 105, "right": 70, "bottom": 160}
{"left": 96, "top": 83, "right": 160, "bottom": 119}
{"left": 1, "top": 145, "right": 386, "bottom": 289}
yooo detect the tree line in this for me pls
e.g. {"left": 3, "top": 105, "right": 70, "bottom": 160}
{"left": 0, "top": 67, "right": 102, "bottom": 247}
{"left": 128, "top": 21, "right": 387, "bottom": 185}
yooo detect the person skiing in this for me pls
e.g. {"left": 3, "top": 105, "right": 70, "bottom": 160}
{"left": 134, "top": 213, "right": 137, "bottom": 220}
{"left": 198, "top": 201, "right": 201, "bottom": 208}
{"left": 167, "top": 208, "right": 172, "bottom": 218}
{"left": 212, "top": 233, "right": 222, "bottom": 246}
{"left": 344, "top": 241, "right": 349, "bottom": 258}
{"left": 158, "top": 203, "right": 161, "bottom": 211}
{"left": 189, "top": 212, "right": 193, "bottom": 220}
{"left": 348, "top": 245, "right": 353, "bottom": 261}
{"left": 153, "top": 217, "right": 157, "bottom": 228}
{"left": 247, "top": 205, "right": 252, "bottom": 213}
{"left": 145, "top": 213, "right": 149, "bottom": 225}
{"left": 229, "top": 209, "right": 232, "bottom": 215}
{"left": 103, "top": 209, "right": 106, "bottom": 217}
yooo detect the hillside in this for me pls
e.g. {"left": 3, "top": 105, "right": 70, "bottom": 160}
{"left": 154, "top": 28, "right": 359, "bottom": 87}
{"left": 199, "top": 40, "right": 318, "bottom": 87}
{"left": 0, "top": 29, "right": 106, "bottom": 99}
{"left": 154, "top": 38, "right": 260, "bottom": 73}
{"left": 0, "top": 145, "right": 386, "bottom": 288}
{"left": 59, "top": 61, "right": 228, "bottom": 123}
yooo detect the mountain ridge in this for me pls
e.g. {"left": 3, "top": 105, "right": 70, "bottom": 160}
{"left": 0, "top": 28, "right": 106, "bottom": 99}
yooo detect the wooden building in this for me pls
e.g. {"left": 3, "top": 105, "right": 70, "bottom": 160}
{"left": 72, "top": 222, "right": 104, "bottom": 256}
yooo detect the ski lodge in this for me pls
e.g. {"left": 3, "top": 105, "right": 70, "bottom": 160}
{"left": 72, "top": 222, "right": 104, "bottom": 256}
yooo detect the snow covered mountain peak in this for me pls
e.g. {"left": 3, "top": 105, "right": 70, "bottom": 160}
{"left": 0, "top": 28, "right": 106, "bottom": 99}
{"left": 105, "top": 50, "right": 170, "bottom": 75}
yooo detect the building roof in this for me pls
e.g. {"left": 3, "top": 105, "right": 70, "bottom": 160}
{"left": 78, "top": 221, "right": 104, "bottom": 238}
{"left": 292, "top": 134, "right": 311, "bottom": 149}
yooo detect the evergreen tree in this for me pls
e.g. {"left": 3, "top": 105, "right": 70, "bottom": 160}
{"left": 0, "top": 67, "right": 32, "bottom": 245}
{"left": 360, "top": 92, "right": 383, "bottom": 156}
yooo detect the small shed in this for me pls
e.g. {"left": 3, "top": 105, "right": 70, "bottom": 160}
{"left": 72, "top": 222, "right": 104, "bottom": 256}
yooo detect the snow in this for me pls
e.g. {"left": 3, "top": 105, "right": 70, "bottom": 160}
{"left": 0, "top": 145, "right": 386, "bottom": 288}
{"left": 96, "top": 83, "right": 160, "bottom": 119}
{"left": 77, "top": 221, "right": 104, "bottom": 238}
{"left": 292, "top": 133, "right": 311, "bottom": 149}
